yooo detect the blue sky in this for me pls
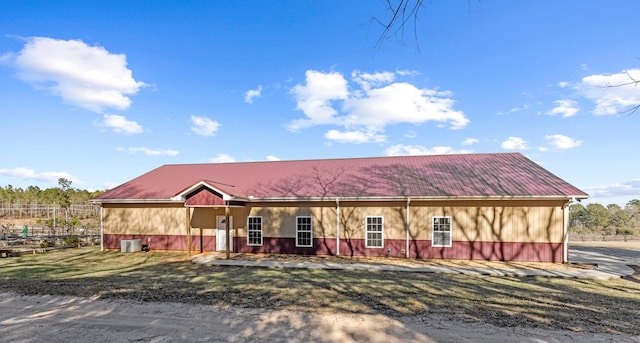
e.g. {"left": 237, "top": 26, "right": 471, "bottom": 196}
{"left": 0, "top": 0, "right": 639, "bottom": 206}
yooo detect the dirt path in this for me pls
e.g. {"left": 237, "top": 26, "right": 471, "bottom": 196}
{"left": 1, "top": 293, "right": 637, "bottom": 343}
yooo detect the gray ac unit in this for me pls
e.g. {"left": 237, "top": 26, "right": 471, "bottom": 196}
{"left": 120, "top": 239, "right": 142, "bottom": 253}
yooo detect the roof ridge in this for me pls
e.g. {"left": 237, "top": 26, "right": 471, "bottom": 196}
{"left": 161, "top": 152, "right": 521, "bottom": 167}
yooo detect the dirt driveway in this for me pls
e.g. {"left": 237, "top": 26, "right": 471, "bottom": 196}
{"left": 1, "top": 292, "right": 638, "bottom": 343}
{"left": 570, "top": 241, "right": 640, "bottom": 265}
{"left": 1, "top": 241, "right": 639, "bottom": 342}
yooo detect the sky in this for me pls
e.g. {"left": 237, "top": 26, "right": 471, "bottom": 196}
{"left": 0, "top": 0, "right": 639, "bottom": 206}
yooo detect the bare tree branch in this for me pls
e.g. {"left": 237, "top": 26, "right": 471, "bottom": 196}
{"left": 372, "top": 0, "right": 479, "bottom": 53}
{"left": 372, "top": 0, "right": 424, "bottom": 50}
{"left": 604, "top": 70, "right": 639, "bottom": 88}
{"left": 619, "top": 106, "right": 640, "bottom": 116}
{"left": 603, "top": 70, "right": 640, "bottom": 116}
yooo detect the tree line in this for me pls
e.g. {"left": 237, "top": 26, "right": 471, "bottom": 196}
{"left": 0, "top": 179, "right": 105, "bottom": 236}
{"left": 0, "top": 179, "right": 103, "bottom": 207}
{"left": 569, "top": 199, "right": 640, "bottom": 235}
{"left": 1, "top": 180, "right": 637, "bottom": 236}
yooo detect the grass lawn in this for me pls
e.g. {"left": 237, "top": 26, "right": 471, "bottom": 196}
{"left": 0, "top": 246, "right": 639, "bottom": 335}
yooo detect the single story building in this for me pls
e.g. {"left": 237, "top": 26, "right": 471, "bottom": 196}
{"left": 91, "top": 152, "right": 588, "bottom": 262}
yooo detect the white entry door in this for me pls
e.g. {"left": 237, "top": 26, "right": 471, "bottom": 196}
{"left": 216, "top": 215, "right": 233, "bottom": 251}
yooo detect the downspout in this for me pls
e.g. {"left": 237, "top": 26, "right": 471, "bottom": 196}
{"left": 336, "top": 198, "right": 340, "bottom": 257}
{"left": 405, "top": 197, "right": 411, "bottom": 259}
{"left": 562, "top": 198, "right": 573, "bottom": 263}
{"left": 225, "top": 201, "right": 231, "bottom": 259}
{"left": 99, "top": 206, "right": 104, "bottom": 252}
{"left": 186, "top": 206, "right": 191, "bottom": 257}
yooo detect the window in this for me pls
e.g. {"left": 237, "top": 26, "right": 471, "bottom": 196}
{"left": 432, "top": 216, "right": 452, "bottom": 247}
{"left": 247, "top": 216, "right": 262, "bottom": 246}
{"left": 296, "top": 216, "right": 313, "bottom": 247}
{"left": 365, "top": 216, "right": 384, "bottom": 248}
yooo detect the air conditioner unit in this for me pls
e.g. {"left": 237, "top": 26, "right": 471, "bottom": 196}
{"left": 120, "top": 239, "right": 142, "bottom": 253}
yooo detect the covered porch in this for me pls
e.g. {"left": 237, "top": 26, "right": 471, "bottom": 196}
{"left": 178, "top": 180, "right": 247, "bottom": 258}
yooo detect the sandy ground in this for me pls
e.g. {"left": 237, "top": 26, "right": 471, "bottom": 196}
{"left": 1, "top": 293, "right": 639, "bottom": 343}
{"left": 571, "top": 240, "right": 640, "bottom": 249}
{"left": 1, "top": 240, "right": 639, "bottom": 342}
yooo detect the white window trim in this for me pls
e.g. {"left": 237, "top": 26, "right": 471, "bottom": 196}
{"left": 365, "top": 215, "right": 384, "bottom": 248}
{"left": 432, "top": 215, "right": 452, "bottom": 248}
{"left": 295, "top": 216, "right": 313, "bottom": 247}
{"left": 247, "top": 216, "right": 263, "bottom": 246}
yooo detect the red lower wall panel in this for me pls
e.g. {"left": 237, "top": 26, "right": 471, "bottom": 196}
{"left": 103, "top": 234, "right": 215, "bottom": 252}
{"left": 407, "top": 240, "right": 563, "bottom": 262}
{"left": 104, "top": 234, "right": 563, "bottom": 262}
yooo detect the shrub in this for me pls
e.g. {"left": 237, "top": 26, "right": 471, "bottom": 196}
{"left": 616, "top": 227, "right": 636, "bottom": 235}
{"left": 63, "top": 236, "right": 81, "bottom": 246}
{"left": 40, "top": 241, "right": 55, "bottom": 248}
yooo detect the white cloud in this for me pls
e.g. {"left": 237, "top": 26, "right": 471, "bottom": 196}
{"left": 209, "top": 153, "right": 236, "bottom": 163}
{"left": 343, "top": 82, "right": 468, "bottom": 130}
{"left": 288, "top": 70, "right": 349, "bottom": 131}
{"left": 546, "top": 99, "right": 579, "bottom": 118}
{"left": 0, "top": 167, "right": 78, "bottom": 184}
{"left": 352, "top": 70, "right": 395, "bottom": 90}
{"left": 395, "top": 69, "right": 420, "bottom": 77}
{"left": 462, "top": 138, "right": 478, "bottom": 146}
{"left": 404, "top": 131, "right": 417, "bottom": 138}
{"left": 325, "top": 129, "right": 386, "bottom": 144}
{"left": 584, "top": 179, "right": 640, "bottom": 199}
{"left": 116, "top": 147, "right": 179, "bottom": 156}
{"left": 0, "top": 52, "right": 12, "bottom": 63}
{"left": 8, "top": 36, "right": 145, "bottom": 112}
{"left": 545, "top": 134, "right": 583, "bottom": 150}
{"left": 575, "top": 69, "right": 640, "bottom": 115}
{"left": 190, "top": 115, "right": 220, "bottom": 136}
{"left": 509, "top": 103, "right": 531, "bottom": 113}
{"left": 101, "top": 114, "right": 143, "bottom": 134}
{"left": 266, "top": 155, "right": 280, "bottom": 161}
{"left": 244, "top": 85, "right": 262, "bottom": 104}
{"left": 288, "top": 70, "right": 468, "bottom": 140}
{"left": 385, "top": 144, "right": 471, "bottom": 156}
{"left": 558, "top": 81, "right": 570, "bottom": 88}
{"left": 501, "top": 136, "right": 528, "bottom": 150}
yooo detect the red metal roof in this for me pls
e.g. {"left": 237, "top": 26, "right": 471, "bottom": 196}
{"left": 93, "top": 153, "right": 588, "bottom": 202}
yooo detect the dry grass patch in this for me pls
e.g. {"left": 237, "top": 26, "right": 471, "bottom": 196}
{"left": 0, "top": 247, "right": 638, "bottom": 335}
{"left": 229, "top": 252, "right": 596, "bottom": 270}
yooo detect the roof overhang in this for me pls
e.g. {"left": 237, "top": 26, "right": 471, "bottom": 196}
{"left": 90, "top": 194, "right": 588, "bottom": 205}
{"left": 235, "top": 194, "right": 588, "bottom": 203}
{"left": 90, "top": 199, "right": 184, "bottom": 204}
{"left": 173, "top": 180, "right": 237, "bottom": 201}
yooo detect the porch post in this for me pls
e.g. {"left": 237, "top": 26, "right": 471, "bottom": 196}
{"left": 186, "top": 207, "right": 191, "bottom": 257}
{"left": 225, "top": 203, "right": 231, "bottom": 259}
{"left": 405, "top": 197, "right": 411, "bottom": 259}
{"left": 335, "top": 198, "right": 340, "bottom": 257}
{"left": 99, "top": 206, "right": 104, "bottom": 252}
{"left": 563, "top": 200, "right": 570, "bottom": 263}
{"left": 200, "top": 228, "right": 203, "bottom": 253}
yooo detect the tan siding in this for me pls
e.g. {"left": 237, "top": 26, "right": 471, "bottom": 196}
{"left": 337, "top": 201, "right": 406, "bottom": 241}
{"left": 189, "top": 207, "right": 247, "bottom": 237}
{"left": 408, "top": 200, "right": 565, "bottom": 243}
{"left": 189, "top": 207, "right": 228, "bottom": 237}
{"left": 103, "top": 199, "right": 565, "bottom": 244}
{"left": 103, "top": 203, "right": 188, "bottom": 236}
{"left": 247, "top": 202, "right": 337, "bottom": 239}
{"left": 190, "top": 208, "right": 217, "bottom": 229}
